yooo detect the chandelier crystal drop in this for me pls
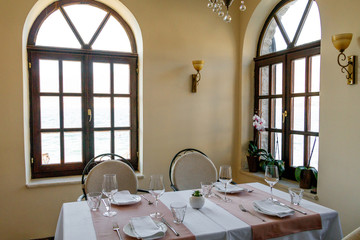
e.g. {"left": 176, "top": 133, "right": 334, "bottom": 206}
{"left": 207, "top": 0, "right": 246, "bottom": 23}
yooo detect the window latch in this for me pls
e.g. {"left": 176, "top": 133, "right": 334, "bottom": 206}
{"left": 282, "top": 110, "right": 288, "bottom": 123}
{"left": 88, "top": 109, "right": 92, "bottom": 122}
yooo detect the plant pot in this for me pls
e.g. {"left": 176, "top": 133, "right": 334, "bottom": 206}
{"left": 299, "top": 169, "right": 313, "bottom": 189}
{"left": 189, "top": 196, "right": 205, "bottom": 209}
{"left": 247, "top": 156, "right": 259, "bottom": 172}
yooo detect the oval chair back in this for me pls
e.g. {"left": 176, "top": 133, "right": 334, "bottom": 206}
{"left": 80, "top": 153, "right": 138, "bottom": 200}
{"left": 169, "top": 149, "right": 218, "bottom": 191}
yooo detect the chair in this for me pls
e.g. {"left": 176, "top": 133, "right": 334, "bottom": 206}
{"left": 343, "top": 227, "right": 360, "bottom": 240}
{"left": 78, "top": 153, "right": 143, "bottom": 201}
{"left": 169, "top": 148, "right": 218, "bottom": 191}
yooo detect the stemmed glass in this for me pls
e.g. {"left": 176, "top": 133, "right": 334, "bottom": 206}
{"left": 219, "top": 165, "right": 232, "bottom": 202}
{"left": 149, "top": 174, "right": 165, "bottom": 218}
{"left": 264, "top": 165, "right": 279, "bottom": 201}
{"left": 102, "top": 174, "right": 118, "bottom": 217}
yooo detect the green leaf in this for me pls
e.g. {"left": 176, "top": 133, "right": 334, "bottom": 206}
{"left": 309, "top": 167, "right": 318, "bottom": 180}
{"left": 295, "top": 166, "right": 307, "bottom": 182}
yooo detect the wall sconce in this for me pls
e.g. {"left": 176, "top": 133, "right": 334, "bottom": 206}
{"left": 191, "top": 60, "right": 204, "bottom": 92}
{"left": 331, "top": 33, "right": 356, "bottom": 85}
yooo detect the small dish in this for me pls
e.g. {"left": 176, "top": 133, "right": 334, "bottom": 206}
{"left": 123, "top": 220, "right": 167, "bottom": 239}
{"left": 213, "top": 182, "right": 245, "bottom": 194}
{"left": 253, "top": 199, "right": 294, "bottom": 218}
{"left": 111, "top": 194, "right": 141, "bottom": 205}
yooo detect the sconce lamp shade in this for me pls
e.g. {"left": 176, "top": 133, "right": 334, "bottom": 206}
{"left": 192, "top": 60, "right": 204, "bottom": 72}
{"left": 332, "top": 33, "right": 353, "bottom": 52}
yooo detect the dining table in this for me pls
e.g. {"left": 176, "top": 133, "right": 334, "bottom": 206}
{"left": 54, "top": 182, "right": 342, "bottom": 240}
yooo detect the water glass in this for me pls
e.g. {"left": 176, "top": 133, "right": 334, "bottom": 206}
{"left": 170, "top": 202, "right": 187, "bottom": 224}
{"left": 201, "top": 182, "right": 213, "bottom": 197}
{"left": 86, "top": 192, "right": 102, "bottom": 211}
{"left": 288, "top": 187, "right": 304, "bottom": 205}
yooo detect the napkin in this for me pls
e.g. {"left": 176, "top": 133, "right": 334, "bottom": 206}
{"left": 130, "top": 216, "right": 164, "bottom": 238}
{"left": 112, "top": 190, "right": 137, "bottom": 204}
{"left": 253, "top": 199, "right": 294, "bottom": 218}
{"left": 214, "top": 182, "right": 244, "bottom": 193}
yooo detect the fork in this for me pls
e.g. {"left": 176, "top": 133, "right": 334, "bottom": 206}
{"left": 112, "top": 222, "right": 123, "bottom": 240}
{"left": 141, "top": 194, "right": 154, "bottom": 205}
{"left": 239, "top": 204, "right": 266, "bottom": 222}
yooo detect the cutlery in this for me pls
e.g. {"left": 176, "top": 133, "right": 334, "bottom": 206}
{"left": 161, "top": 217, "right": 179, "bottom": 236}
{"left": 239, "top": 204, "right": 266, "bottom": 222}
{"left": 214, "top": 193, "right": 225, "bottom": 201}
{"left": 112, "top": 222, "right": 123, "bottom": 240}
{"left": 141, "top": 194, "right": 154, "bottom": 205}
{"left": 273, "top": 200, "right": 307, "bottom": 215}
{"left": 243, "top": 188, "right": 254, "bottom": 193}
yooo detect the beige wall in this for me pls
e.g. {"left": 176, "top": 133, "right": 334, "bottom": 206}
{"left": 0, "top": 0, "right": 240, "bottom": 239}
{"left": 238, "top": 0, "right": 360, "bottom": 236}
{"left": 1, "top": 0, "right": 359, "bottom": 238}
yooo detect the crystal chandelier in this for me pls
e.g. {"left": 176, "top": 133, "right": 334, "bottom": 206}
{"left": 207, "top": 0, "right": 246, "bottom": 23}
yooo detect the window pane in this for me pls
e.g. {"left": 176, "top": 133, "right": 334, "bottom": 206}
{"left": 296, "top": 2, "right": 321, "bottom": 46}
{"left": 259, "top": 99, "right": 269, "bottom": 128}
{"left": 271, "top": 98, "right": 282, "bottom": 129}
{"left": 63, "top": 4, "right": 107, "bottom": 44}
{"left": 114, "top": 63, "right": 130, "bottom": 94}
{"left": 114, "top": 97, "right": 130, "bottom": 127}
{"left": 291, "top": 97, "right": 305, "bottom": 131}
{"left": 259, "top": 66, "right": 269, "bottom": 96}
{"left": 308, "top": 136, "right": 319, "bottom": 170}
{"left": 64, "top": 132, "right": 82, "bottom": 163}
{"left": 92, "top": 16, "right": 132, "bottom": 52}
{"left": 64, "top": 97, "right": 82, "bottom": 128}
{"left": 260, "top": 131, "right": 269, "bottom": 151}
{"left": 41, "top": 132, "right": 60, "bottom": 164}
{"left": 40, "top": 59, "right": 59, "bottom": 93}
{"left": 271, "top": 132, "right": 282, "bottom": 160}
{"left": 36, "top": 10, "right": 81, "bottom": 48}
{"left": 94, "top": 131, "right": 111, "bottom": 156}
{"left": 94, "top": 97, "right": 111, "bottom": 128}
{"left": 310, "top": 55, "right": 320, "bottom": 92}
{"left": 291, "top": 134, "right": 304, "bottom": 167}
{"left": 93, "top": 62, "right": 110, "bottom": 94}
{"left": 115, "top": 130, "right": 130, "bottom": 158}
{"left": 63, "top": 60, "right": 81, "bottom": 93}
{"left": 272, "top": 63, "right": 283, "bottom": 95}
{"left": 292, "top": 58, "right": 306, "bottom": 93}
{"left": 277, "top": 0, "right": 307, "bottom": 42}
{"left": 41, "top": 96, "right": 59, "bottom": 129}
{"left": 260, "top": 18, "right": 287, "bottom": 55}
{"left": 309, "top": 96, "right": 319, "bottom": 132}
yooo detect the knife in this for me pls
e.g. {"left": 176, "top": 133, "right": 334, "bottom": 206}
{"left": 275, "top": 201, "right": 307, "bottom": 215}
{"left": 161, "top": 217, "right": 179, "bottom": 236}
{"left": 214, "top": 193, "right": 225, "bottom": 201}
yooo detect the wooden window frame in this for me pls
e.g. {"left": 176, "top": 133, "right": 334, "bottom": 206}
{"left": 27, "top": 0, "right": 139, "bottom": 178}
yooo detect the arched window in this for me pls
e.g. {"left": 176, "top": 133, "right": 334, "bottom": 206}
{"left": 27, "top": 0, "right": 138, "bottom": 178}
{"left": 254, "top": 0, "right": 320, "bottom": 179}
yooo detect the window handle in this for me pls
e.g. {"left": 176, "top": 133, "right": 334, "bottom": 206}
{"left": 88, "top": 109, "right": 92, "bottom": 122}
{"left": 282, "top": 110, "right": 287, "bottom": 123}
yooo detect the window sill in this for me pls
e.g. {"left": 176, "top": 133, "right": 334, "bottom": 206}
{"left": 239, "top": 169, "right": 319, "bottom": 201}
{"left": 26, "top": 172, "right": 145, "bottom": 188}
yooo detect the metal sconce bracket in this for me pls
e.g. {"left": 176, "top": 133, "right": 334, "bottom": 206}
{"left": 338, "top": 54, "right": 356, "bottom": 85}
{"left": 192, "top": 73, "right": 200, "bottom": 92}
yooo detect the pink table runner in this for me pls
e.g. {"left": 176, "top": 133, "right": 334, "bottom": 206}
{"left": 210, "top": 184, "right": 322, "bottom": 240}
{"left": 90, "top": 194, "right": 196, "bottom": 240}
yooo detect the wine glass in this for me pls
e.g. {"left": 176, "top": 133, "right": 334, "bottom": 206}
{"left": 219, "top": 165, "right": 232, "bottom": 202}
{"left": 149, "top": 174, "right": 165, "bottom": 218}
{"left": 102, "top": 174, "right": 118, "bottom": 217}
{"left": 264, "top": 165, "right": 279, "bottom": 201}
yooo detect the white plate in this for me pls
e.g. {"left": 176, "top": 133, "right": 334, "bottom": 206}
{"left": 213, "top": 182, "right": 245, "bottom": 194}
{"left": 111, "top": 195, "right": 141, "bottom": 205}
{"left": 123, "top": 220, "right": 167, "bottom": 239}
{"left": 253, "top": 201, "right": 294, "bottom": 218}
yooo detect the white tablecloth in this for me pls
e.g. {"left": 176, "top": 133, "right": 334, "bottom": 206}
{"left": 55, "top": 182, "right": 342, "bottom": 240}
